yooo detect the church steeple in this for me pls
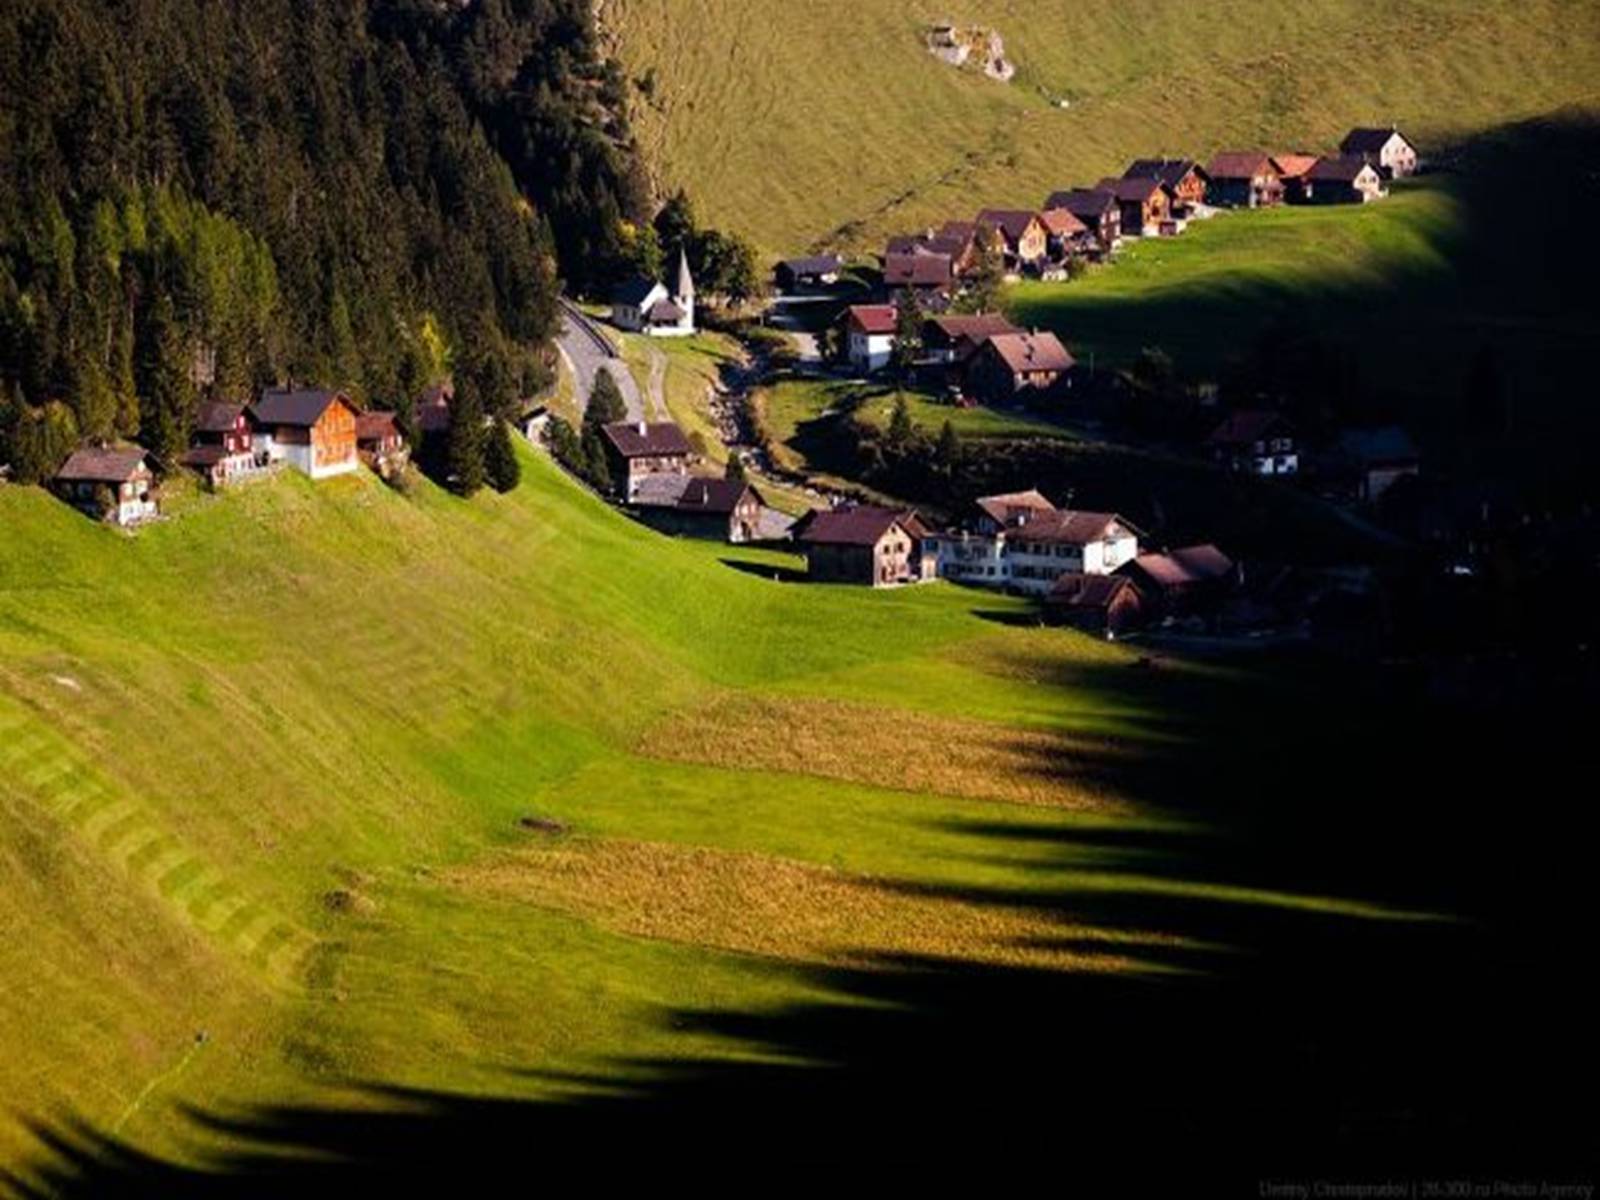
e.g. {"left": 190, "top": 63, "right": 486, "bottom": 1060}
{"left": 674, "top": 246, "right": 695, "bottom": 304}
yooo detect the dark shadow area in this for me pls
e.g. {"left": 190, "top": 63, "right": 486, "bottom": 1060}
{"left": 717, "top": 556, "right": 807, "bottom": 584}
{"left": 10, "top": 642, "right": 1597, "bottom": 1194}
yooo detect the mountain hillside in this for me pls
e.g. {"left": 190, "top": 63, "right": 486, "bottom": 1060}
{"left": 607, "top": 0, "right": 1600, "bottom": 254}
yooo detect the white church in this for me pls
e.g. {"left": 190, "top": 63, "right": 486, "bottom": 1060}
{"left": 611, "top": 247, "right": 696, "bottom": 337}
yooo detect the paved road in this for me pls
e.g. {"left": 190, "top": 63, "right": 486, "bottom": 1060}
{"left": 556, "top": 300, "right": 646, "bottom": 423}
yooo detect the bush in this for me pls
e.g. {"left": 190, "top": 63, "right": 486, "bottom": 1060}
{"left": 485, "top": 418, "right": 522, "bottom": 493}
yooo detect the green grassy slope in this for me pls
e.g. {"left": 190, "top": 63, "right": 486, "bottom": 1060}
{"left": 0, "top": 451, "right": 1151, "bottom": 1165}
{"left": 609, "top": 0, "right": 1600, "bottom": 255}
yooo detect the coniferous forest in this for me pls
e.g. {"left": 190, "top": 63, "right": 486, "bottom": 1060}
{"left": 0, "top": 0, "right": 651, "bottom": 479}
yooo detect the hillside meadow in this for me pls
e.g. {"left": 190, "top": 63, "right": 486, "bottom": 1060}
{"left": 607, "top": 0, "right": 1600, "bottom": 256}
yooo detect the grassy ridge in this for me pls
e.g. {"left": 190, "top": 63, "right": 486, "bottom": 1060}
{"left": 609, "top": 0, "right": 1600, "bottom": 255}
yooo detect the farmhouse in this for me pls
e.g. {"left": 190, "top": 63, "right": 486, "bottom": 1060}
{"left": 631, "top": 474, "right": 769, "bottom": 543}
{"left": 775, "top": 254, "right": 842, "bottom": 290}
{"left": 355, "top": 409, "right": 408, "bottom": 475}
{"left": 1038, "top": 207, "right": 1095, "bottom": 262}
{"left": 610, "top": 248, "right": 696, "bottom": 337}
{"left": 600, "top": 419, "right": 692, "bottom": 498}
{"left": 1095, "top": 176, "right": 1173, "bottom": 236}
{"left": 52, "top": 446, "right": 158, "bottom": 526}
{"left": 883, "top": 251, "right": 955, "bottom": 297}
{"left": 794, "top": 504, "right": 933, "bottom": 586}
{"left": 1123, "top": 158, "right": 1210, "bottom": 214}
{"left": 250, "top": 388, "right": 359, "bottom": 479}
{"left": 1043, "top": 572, "right": 1144, "bottom": 636}
{"left": 1339, "top": 126, "right": 1418, "bottom": 178}
{"left": 1268, "top": 153, "right": 1320, "bottom": 203}
{"left": 844, "top": 304, "right": 899, "bottom": 373}
{"left": 974, "top": 209, "right": 1048, "bottom": 267}
{"left": 1303, "top": 156, "right": 1387, "bottom": 204}
{"left": 921, "top": 313, "right": 1019, "bottom": 364}
{"left": 965, "top": 330, "right": 1075, "bottom": 406}
{"left": 1001, "top": 509, "right": 1141, "bottom": 595}
{"left": 1042, "top": 189, "right": 1122, "bottom": 249}
{"left": 1119, "top": 544, "right": 1237, "bottom": 617}
{"left": 1205, "top": 153, "right": 1284, "bottom": 208}
{"left": 181, "top": 400, "right": 261, "bottom": 488}
{"left": 1207, "top": 410, "right": 1298, "bottom": 475}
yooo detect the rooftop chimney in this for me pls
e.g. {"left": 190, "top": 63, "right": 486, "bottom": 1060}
{"left": 637, "top": 419, "right": 647, "bottom": 437}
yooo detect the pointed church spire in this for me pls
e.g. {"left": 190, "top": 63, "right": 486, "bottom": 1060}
{"left": 674, "top": 246, "right": 695, "bottom": 304}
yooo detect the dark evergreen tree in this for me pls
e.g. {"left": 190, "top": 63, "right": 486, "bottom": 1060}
{"left": 485, "top": 416, "right": 521, "bottom": 493}
{"left": 935, "top": 419, "right": 962, "bottom": 477}
{"left": 138, "top": 295, "right": 193, "bottom": 466}
{"left": 887, "top": 394, "right": 915, "bottom": 450}
{"left": 446, "top": 375, "right": 487, "bottom": 496}
{"left": 725, "top": 454, "right": 747, "bottom": 483}
{"left": 586, "top": 368, "right": 627, "bottom": 428}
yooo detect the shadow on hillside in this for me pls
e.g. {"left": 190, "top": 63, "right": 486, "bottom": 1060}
{"left": 717, "top": 556, "right": 807, "bottom": 584}
{"left": 10, "top": 635, "right": 1598, "bottom": 1192}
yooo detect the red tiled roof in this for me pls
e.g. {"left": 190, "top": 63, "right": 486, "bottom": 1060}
{"left": 976, "top": 489, "right": 1056, "bottom": 527}
{"left": 846, "top": 304, "right": 899, "bottom": 336}
{"left": 1270, "top": 153, "right": 1321, "bottom": 179}
{"left": 1038, "top": 207, "right": 1089, "bottom": 237}
{"left": 602, "top": 421, "right": 691, "bottom": 459}
{"left": 923, "top": 313, "right": 1019, "bottom": 347}
{"left": 883, "top": 252, "right": 953, "bottom": 287}
{"left": 1207, "top": 152, "right": 1279, "bottom": 180}
{"left": 356, "top": 410, "right": 400, "bottom": 441}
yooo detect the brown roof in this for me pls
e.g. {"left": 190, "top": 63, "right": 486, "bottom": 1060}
{"left": 356, "top": 410, "right": 401, "bottom": 442}
{"left": 923, "top": 313, "right": 1019, "bottom": 347}
{"left": 1038, "top": 207, "right": 1089, "bottom": 238}
{"left": 795, "top": 505, "right": 923, "bottom": 547}
{"left": 1047, "top": 572, "right": 1136, "bottom": 609}
{"left": 883, "top": 252, "right": 953, "bottom": 288}
{"left": 1128, "top": 545, "right": 1234, "bottom": 587}
{"left": 1123, "top": 158, "right": 1207, "bottom": 189}
{"left": 1095, "top": 176, "right": 1164, "bottom": 203}
{"left": 602, "top": 421, "right": 691, "bottom": 459}
{"left": 1206, "top": 152, "right": 1279, "bottom": 180}
{"left": 1307, "top": 155, "right": 1378, "bottom": 183}
{"left": 1270, "top": 153, "right": 1320, "bottom": 179}
{"left": 194, "top": 401, "right": 248, "bottom": 434}
{"left": 1043, "top": 189, "right": 1118, "bottom": 221}
{"left": 1207, "top": 409, "right": 1292, "bottom": 447}
{"left": 846, "top": 304, "right": 899, "bottom": 336}
{"left": 252, "top": 388, "right": 352, "bottom": 428}
{"left": 180, "top": 444, "right": 231, "bottom": 468}
{"left": 648, "top": 298, "right": 686, "bottom": 323}
{"left": 983, "top": 331, "right": 1075, "bottom": 376}
{"left": 976, "top": 489, "right": 1056, "bottom": 527}
{"left": 55, "top": 446, "right": 151, "bottom": 484}
{"left": 1016, "top": 509, "right": 1128, "bottom": 545}
{"left": 975, "top": 209, "right": 1042, "bottom": 244}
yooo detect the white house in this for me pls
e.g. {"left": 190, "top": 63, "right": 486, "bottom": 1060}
{"left": 1338, "top": 127, "right": 1419, "bottom": 178}
{"left": 611, "top": 248, "right": 695, "bottom": 337}
{"left": 844, "top": 304, "right": 898, "bottom": 373}
{"left": 929, "top": 490, "right": 1140, "bottom": 596}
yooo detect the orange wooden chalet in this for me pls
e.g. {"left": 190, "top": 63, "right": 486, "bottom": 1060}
{"left": 249, "top": 388, "right": 359, "bottom": 480}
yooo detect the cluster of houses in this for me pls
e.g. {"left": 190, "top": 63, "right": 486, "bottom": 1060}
{"left": 787, "top": 487, "right": 1238, "bottom": 637}
{"left": 49, "top": 387, "right": 413, "bottom": 527}
{"left": 780, "top": 126, "right": 1419, "bottom": 405}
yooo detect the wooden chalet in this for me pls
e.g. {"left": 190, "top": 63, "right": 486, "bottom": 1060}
{"left": 250, "top": 388, "right": 359, "bottom": 480}
{"left": 1122, "top": 158, "right": 1210, "bottom": 214}
{"left": 1270, "top": 153, "right": 1321, "bottom": 203}
{"left": 1038, "top": 207, "right": 1096, "bottom": 263}
{"left": 1207, "top": 410, "right": 1298, "bottom": 476}
{"left": 794, "top": 505, "right": 933, "bottom": 587}
{"left": 882, "top": 251, "right": 955, "bottom": 296}
{"left": 1303, "top": 156, "right": 1386, "bottom": 204}
{"left": 1339, "top": 127, "right": 1418, "bottom": 178}
{"left": 631, "top": 474, "right": 770, "bottom": 543}
{"left": 921, "top": 313, "right": 1020, "bottom": 364}
{"left": 1043, "top": 573, "right": 1144, "bottom": 637}
{"left": 1094, "top": 176, "right": 1173, "bottom": 236}
{"left": 1118, "top": 544, "right": 1237, "bottom": 617}
{"left": 355, "top": 409, "right": 408, "bottom": 478}
{"left": 52, "top": 446, "right": 158, "bottom": 526}
{"left": 600, "top": 419, "right": 692, "bottom": 498}
{"left": 966, "top": 331, "right": 1075, "bottom": 407}
{"left": 1204, "top": 153, "right": 1284, "bottom": 208}
{"left": 974, "top": 209, "right": 1048, "bottom": 267}
{"left": 181, "top": 400, "right": 262, "bottom": 488}
{"left": 1042, "top": 189, "right": 1122, "bottom": 249}
{"left": 775, "top": 255, "right": 843, "bottom": 290}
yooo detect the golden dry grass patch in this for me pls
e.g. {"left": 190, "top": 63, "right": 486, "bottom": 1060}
{"left": 636, "top": 694, "right": 1132, "bottom": 812}
{"left": 450, "top": 837, "right": 1167, "bottom": 972}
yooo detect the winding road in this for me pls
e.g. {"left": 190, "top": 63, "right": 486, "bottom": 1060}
{"left": 556, "top": 299, "right": 649, "bottom": 423}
